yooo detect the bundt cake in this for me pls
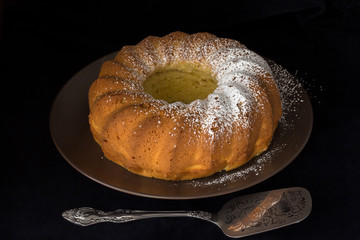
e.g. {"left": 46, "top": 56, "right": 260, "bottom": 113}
{"left": 88, "top": 31, "right": 282, "bottom": 181}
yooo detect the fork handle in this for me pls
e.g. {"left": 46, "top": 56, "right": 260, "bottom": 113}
{"left": 62, "top": 207, "right": 212, "bottom": 226}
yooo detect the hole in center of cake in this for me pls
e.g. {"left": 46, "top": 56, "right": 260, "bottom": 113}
{"left": 143, "top": 64, "right": 218, "bottom": 104}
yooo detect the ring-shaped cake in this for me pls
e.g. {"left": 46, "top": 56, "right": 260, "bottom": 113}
{"left": 88, "top": 32, "right": 282, "bottom": 180}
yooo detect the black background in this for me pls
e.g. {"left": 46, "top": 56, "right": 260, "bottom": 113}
{"left": 1, "top": 0, "right": 360, "bottom": 239}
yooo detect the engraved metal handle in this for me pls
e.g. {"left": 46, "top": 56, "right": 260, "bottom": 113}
{"left": 62, "top": 207, "right": 213, "bottom": 226}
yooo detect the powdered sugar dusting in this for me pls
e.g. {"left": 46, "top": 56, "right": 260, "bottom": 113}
{"left": 108, "top": 34, "right": 277, "bottom": 145}
{"left": 269, "top": 60, "right": 305, "bottom": 130}
{"left": 182, "top": 59, "right": 306, "bottom": 188}
{"left": 139, "top": 39, "right": 274, "bottom": 143}
{"left": 187, "top": 144, "right": 286, "bottom": 188}
{"left": 140, "top": 36, "right": 303, "bottom": 185}
{"left": 207, "top": 47, "right": 272, "bottom": 74}
{"left": 100, "top": 33, "right": 307, "bottom": 185}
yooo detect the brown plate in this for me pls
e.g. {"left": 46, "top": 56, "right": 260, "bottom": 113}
{"left": 50, "top": 52, "right": 313, "bottom": 199}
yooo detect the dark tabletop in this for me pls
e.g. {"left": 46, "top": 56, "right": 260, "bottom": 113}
{"left": 2, "top": 0, "right": 360, "bottom": 239}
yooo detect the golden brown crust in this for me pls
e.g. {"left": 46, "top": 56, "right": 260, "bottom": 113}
{"left": 88, "top": 31, "right": 282, "bottom": 180}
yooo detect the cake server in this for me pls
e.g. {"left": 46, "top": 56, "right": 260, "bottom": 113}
{"left": 62, "top": 187, "right": 311, "bottom": 238}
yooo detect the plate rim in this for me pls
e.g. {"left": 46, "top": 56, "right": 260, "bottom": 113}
{"left": 50, "top": 53, "right": 313, "bottom": 199}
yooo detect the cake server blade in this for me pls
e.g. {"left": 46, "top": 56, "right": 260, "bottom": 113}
{"left": 62, "top": 187, "right": 311, "bottom": 238}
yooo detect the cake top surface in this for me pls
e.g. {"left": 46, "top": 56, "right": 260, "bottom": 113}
{"left": 139, "top": 42, "right": 276, "bottom": 142}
